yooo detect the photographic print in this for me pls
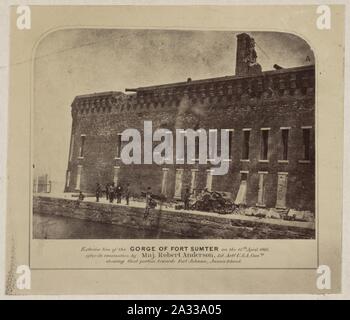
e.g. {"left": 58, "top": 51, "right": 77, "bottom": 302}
{"left": 33, "top": 29, "right": 316, "bottom": 240}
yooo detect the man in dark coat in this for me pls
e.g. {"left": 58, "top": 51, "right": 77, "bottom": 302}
{"left": 144, "top": 187, "right": 152, "bottom": 219}
{"left": 124, "top": 183, "right": 131, "bottom": 205}
{"left": 105, "top": 183, "right": 110, "bottom": 200}
{"left": 115, "top": 184, "right": 123, "bottom": 204}
{"left": 109, "top": 183, "right": 115, "bottom": 203}
{"left": 183, "top": 188, "right": 191, "bottom": 210}
{"left": 95, "top": 183, "right": 101, "bottom": 202}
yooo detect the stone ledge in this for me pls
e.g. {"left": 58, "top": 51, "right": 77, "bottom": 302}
{"left": 33, "top": 195, "right": 315, "bottom": 239}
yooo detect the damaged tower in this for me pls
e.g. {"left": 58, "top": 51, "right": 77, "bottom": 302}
{"left": 235, "top": 33, "right": 262, "bottom": 76}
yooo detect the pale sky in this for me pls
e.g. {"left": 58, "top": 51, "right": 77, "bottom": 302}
{"left": 33, "top": 29, "right": 314, "bottom": 191}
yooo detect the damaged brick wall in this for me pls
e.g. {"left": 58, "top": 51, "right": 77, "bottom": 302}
{"left": 64, "top": 64, "right": 315, "bottom": 212}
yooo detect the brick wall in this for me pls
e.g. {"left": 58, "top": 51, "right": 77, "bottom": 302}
{"left": 64, "top": 65, "right": 315, "bottom": 212}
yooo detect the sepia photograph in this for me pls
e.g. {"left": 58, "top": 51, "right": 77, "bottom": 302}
{"left": 4, "top": 2, "right": 347, "bottom": 296}
{"left": 32, "top": 29, "right": 316, "bottom": 240}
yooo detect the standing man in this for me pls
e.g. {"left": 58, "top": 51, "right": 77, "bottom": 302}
{"left": 144, "top": 187, "right": 152, "bottom": 219}
{"left": 78, "top": 191, "right": 85, "bottom": 201}
{"left": 183, "top": 187, "right": 191, "bottom": 210}
{"left": 116, "top": 184, "right": 123, "bottom": 204}
{"left": 95, "top": 183, "right": 101, "bottom": 202}
{"left": 124, "top": 183, "right": 131, "bottom": 205}
{"left": 105, "top": 183, "right": 110, "bottom": 201}
{"left": 109, "top": 183, "right": 115, "bottom": 203}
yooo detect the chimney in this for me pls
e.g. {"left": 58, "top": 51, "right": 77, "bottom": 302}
{"left": 235, "top": 33, "right": 262, "bottom": 76}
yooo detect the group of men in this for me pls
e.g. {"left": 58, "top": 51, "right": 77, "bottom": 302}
{"left": 95, "top": 182, "right": 131, "bottom": 205}
{"left": 82, "top": 183, "right": 193, "bottom": 219}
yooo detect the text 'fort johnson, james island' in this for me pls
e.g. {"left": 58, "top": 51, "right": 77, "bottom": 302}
{"left": 33, "top": 32, "right": 315, "bottom": 239}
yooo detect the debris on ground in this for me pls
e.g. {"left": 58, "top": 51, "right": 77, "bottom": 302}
{"left": 285, "top": 209, "right": 314, "bottom": 222}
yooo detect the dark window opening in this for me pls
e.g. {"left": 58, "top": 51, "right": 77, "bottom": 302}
{"left": 260, "top": 130, "right": 269, "bottom": 160}
{"left": 281, "top": 129, "right": 289, "bottom": 160}
{"left": 282, "top": 129, "right": 289, "bottom": 160}
{"left": 79, "top": 135, "right": 86, "bottom": 157}
{"left": 302, "top": 128, "right": 311, "bottom": 160}
{"left": 242, "top": 131, "right": 250, "bottom": 160}
{"left": 116, "top": 134, "right": 122, "bottom": 158}
{"left": 241, "top": 172, "right": 248, "bottom": 181}
{"left": 228, "top": 131, "right": 233, "bottom": 159}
